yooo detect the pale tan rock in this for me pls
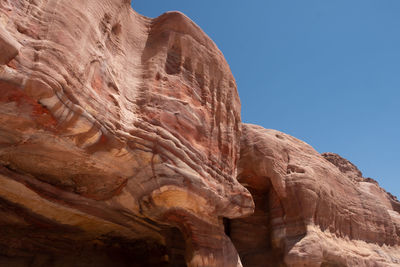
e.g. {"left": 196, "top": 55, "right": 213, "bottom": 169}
{"left": 0, "top": 23, "right": 20, "bottom": 64}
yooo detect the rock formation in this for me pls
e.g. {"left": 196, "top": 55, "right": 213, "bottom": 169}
{"left": 230, "top": 125, "right": 400, "bottom": 266}
{"left": 0, "top": 0, "right": 398, "bottom": 266}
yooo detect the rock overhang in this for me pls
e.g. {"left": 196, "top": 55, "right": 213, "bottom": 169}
{"left": 0, "top": 1, "right": 399, "bottom": 267}
{"left": 0, "top": 1, "right": 252, "bottom": 266}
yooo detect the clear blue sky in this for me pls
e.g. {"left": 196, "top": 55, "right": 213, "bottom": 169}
{"left": 132, "top": 1, "right": 400, "bottom": 198}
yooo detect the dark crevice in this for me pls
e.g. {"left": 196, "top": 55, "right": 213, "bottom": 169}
{"left": 163, "top": 227, "right": 187, "bottom": 267}
{"left": 223, "top": 217, "right": 231, "bottom": 237}
{"left": 228, "top": 177, "right": 286, "bottom": 266}
{"left": 165, "top": 36, "right": 182, "bottom": 75}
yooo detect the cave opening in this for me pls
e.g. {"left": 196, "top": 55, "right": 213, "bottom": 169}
{"left": 163, "top": 227, "right": 187, "bottom": 267}
{"left": 225, "top": 177, "right": 285, "bottom": 267}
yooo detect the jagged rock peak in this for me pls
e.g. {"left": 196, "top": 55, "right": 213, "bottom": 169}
{"left": 322, "top": 152, "right": 363, "bottom": 180}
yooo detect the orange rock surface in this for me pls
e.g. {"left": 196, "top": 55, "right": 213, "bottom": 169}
{"left": 231, "top": 124, "right": 399, "bottom": 266}
{"left": 0, "top": 1, "right": 398, "bottom": 266}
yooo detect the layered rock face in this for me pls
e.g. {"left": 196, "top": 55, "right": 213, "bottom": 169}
{"left": 0, "top": 0, "right": 399, "bottom": 266}
{"left": 0, "top": 0, "right": 252, "bottom": 266}
{"left": 230, "top": 124, "right": 400, "bottom": 266}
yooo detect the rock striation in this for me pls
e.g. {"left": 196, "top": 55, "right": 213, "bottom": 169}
{"left": 321, "top": 152, "right": 363, "bottom": 181}
{"left": 0, "top": 0, "right": 399, "bottom": 266}
{"left": 0, "top": 0, "right": 252, "bottom": 266}
{"left": 230, "top": 125, "right": 400, "bottom": 266}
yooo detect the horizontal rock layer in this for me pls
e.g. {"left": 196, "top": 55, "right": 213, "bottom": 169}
{"left": 0, "top": 0, "right": 251, "bottom": 266}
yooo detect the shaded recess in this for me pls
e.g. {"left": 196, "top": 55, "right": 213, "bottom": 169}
{"left": 0, "top": 201, "right": 187, "bottom": 267}
{"left": 225, "top": 177, "right": 286, "bottom": 267}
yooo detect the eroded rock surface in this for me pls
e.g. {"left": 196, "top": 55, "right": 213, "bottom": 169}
{"left": 0, "top": 1, "right": 399, "bottom": 266}
{"left": 229, "top": 124, "right": 400, "bottom": 266}
{"left": 0, "top": 0, "right": 252, "bottom": 266}
{"left": 321, "top": 152, "right": 363, "bottom": 181}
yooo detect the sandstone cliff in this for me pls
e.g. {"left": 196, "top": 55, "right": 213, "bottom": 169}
{"left": 0, "top": 1, "right": 399, "bottom": 266}
{"left": 231, "top": 125, "right": 399, "bottom": 266}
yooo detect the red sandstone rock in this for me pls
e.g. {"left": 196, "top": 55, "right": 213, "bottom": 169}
{"left": 0, "top": 1, "right": 399, "bottom": 267}
{"left": 321, "top": 152, "right": 363, "bottom": 181}
{"left": 231, "top": 124, "right": 400, "bottom": 266}
{"left": 0, "top": 1, "right": 251, "bottom": 266}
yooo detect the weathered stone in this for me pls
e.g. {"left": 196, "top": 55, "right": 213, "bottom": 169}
{"left": 0, "top": 1, "right": 399, "bottom": 266}
{"left": 0, "top": 1, "right": 252, "bottom": 266}
{"left": 229, "top": 124, "right": 400, "bottom": 266}
{"left": 322, "top": 152, "right": 363, "bottom": 181}
{"left": 0, "top": 24, "right": 20, "bottom": 65}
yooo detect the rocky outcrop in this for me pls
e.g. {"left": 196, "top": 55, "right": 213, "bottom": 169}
{"left": 321, "top": 152, "right": 363, "bottom": 181}
{"left": 0, "top": 1, "right": 399, "bottom": 266}
{"left": 229, "top": 124, "right": 400, "bottom": 266}
{"left": 322, "top": 152, "right": 400, "bottom": 216}
{"left": 0, "top": 1, "right": 251, "bottom": 266}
